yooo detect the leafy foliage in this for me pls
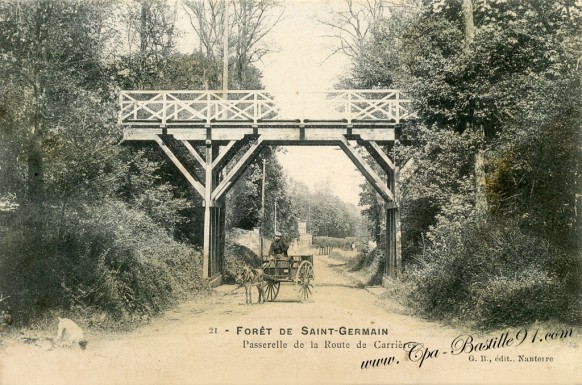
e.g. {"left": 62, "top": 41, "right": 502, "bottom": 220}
{"left": 486, "top": 100, "right": 581, "bottom": 250}
{"left": 0, "top": 201, "right": 207, "bottom": 325}
{"left": 226, "top": 147, "right": 298, "bottom": 238}
{"left": 0, "top": 0, "right": 275, "bottom": 327}
{"left": 0, "top": 0, "right": 112, "bottom": 218}
{"left": 338, "top": 0, "right": 582, "bottom": 326}
{"left": 290, "top": 179, "right": 365, "bottom": 239}
{"left": 405, "top": 217, "right": 580, "bottom": 328}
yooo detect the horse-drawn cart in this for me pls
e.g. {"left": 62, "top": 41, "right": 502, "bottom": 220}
{"left": 261, "top": 254, "right": 314, "bottom": 301}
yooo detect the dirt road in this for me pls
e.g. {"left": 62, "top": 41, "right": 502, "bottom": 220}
{"left": 1, "top": 254, "right": 580, "bottom": 385}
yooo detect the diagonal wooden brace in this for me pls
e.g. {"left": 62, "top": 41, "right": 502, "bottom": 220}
{"left": 361, "top": 140, "right": 395, "bottom": 173}
{"left": 181, "top": 140, "right": 206, "bottom": 169}
{"left": 338, "top": 136, "right": 395, "bottom": 203}
{"left": 154, "top": 136, "right": 205, "bottom": 198}
{"left": 211, "top": 138, "right": 265, "bottom": 202}
{"left": 211, "top": 138, "right": 252, "bottom": 174}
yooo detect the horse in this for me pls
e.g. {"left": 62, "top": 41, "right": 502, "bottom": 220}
{"left": 235, "top": 265, "right": 266, "bottom": 305}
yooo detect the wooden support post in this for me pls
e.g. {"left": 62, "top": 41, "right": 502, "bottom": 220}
{"left": 203, "top": 141, "right": 213, "bottom": 279}
{"left": 394, "top": 165, "right": 402, "bottom": 275}
{"left": 218, "top": 203, "right": 226, "bottom": 275}
{"left": 385, "top": 205, "right": 402, "bottom": 279}
{"left": 212, "top": 143, "right": 226, "bottom": 279}
{"left": 260, "top": 159, "right": 266, "bottom": 258}
{"left": 201, "top": 141, "right": 230, "bottom": 281}
{"left": 210, "top": 206, "right": 221, "bottom": 277}
{"left": 201, "top": 137, "right": 264, "bottom": 281}
{"left": 385, "top": 206, "right": 394, "bottom": 277}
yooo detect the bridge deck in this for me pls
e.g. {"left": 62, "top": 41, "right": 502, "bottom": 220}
{"left": 119, "top": 90, "right": 412, "bottom": 143}
{"left": 123, "top": 125, "right": 396, "bottom": 143}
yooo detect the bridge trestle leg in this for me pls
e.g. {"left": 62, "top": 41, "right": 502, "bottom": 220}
{"left": 202, "top": 138, "right": 262, "bottom": 282}
{"left": 342, "top": 137, "right": 403, "bottom": 280}
{"left": 203, "top": 142, "right": 227, "bottom": 283}
{"left": 385, "top": 206, "right": 402, "bottom": 279}
{"left": 206, "top": 205, "right": 225, "bottom": 280}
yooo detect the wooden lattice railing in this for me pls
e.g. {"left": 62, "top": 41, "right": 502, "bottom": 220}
{"left": 119, "top": 90, "right": 414, "bottom": 125}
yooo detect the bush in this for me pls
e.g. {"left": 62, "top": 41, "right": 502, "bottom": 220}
{"left": 223, "top": 241, "right": 262, "bottom": 284}
{"left": 349, "top": 246, "right": 373, "bottom": 271}
{"left": 469, "top": 268, "right": 565, "bottom": 327}
{"left": 404, "top": 216, "right": 581, "bottom": 328}
{"left": 313, "top": 236, "right": 351, "bottom": 249}
{"left": 400, "top": 197, "right": 439, "bottom": 261}
{"left": 0, "top": 199, "right": 208, "bottom": 327}
{"left": 348, "top": 247, "right": 384, "bottom": 286}
{"left": 328, "top": 249, "right": 355, "bottom": 263}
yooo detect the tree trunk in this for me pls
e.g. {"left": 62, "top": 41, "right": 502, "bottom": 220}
{"left": 24, "top": 122, "right": 45, "bottom": 243}
{"left": 139, "top": 1, "right": 149, "bottom": 89}
{"left": 462, "top": 0, "right": 475, "bottom": 53}
{"left": 462, "top": 0, "right": 486, "bottom": 214}
{"left": 474, "top": 149, "right": 488, "bottom": 215}
{"left": 237, "top": 54, "right": 245, "bottom": 86}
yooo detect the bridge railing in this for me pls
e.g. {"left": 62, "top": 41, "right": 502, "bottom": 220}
{"left": 119, "top": 90, "right": 414, "bottom": 125}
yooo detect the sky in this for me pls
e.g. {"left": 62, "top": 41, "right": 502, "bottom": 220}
{"left": 260, "top": 1, "right": 348, "bottom": 92}
{"left": 259, "top": 1, "right": 365, "bottom": 206}
{"left": 178, "top": 0, "right": 366, "bottom": 206}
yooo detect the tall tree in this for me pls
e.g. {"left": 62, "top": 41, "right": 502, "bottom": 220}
{"left": 319, "top": 0, "right": 388, "bottom": 61}
{"left": 120, "top": 0, "right": 179, "bottom": 89}
{"left": 0, "top": 0, "right": 110, "bottom": 241}
{"left": 230, "top": 0, "right": 283, "bottom": 86}
{"left": 461, "top": 0, "right": 475, "bottom": 53}
{"left": 290, "top": 178, "right": 364, "bottom": 239}
{"left": 182, "top": 0, "right": 226, "bottom": 61}
{"left": 183, "top": 0, "right": 283, "bottom": 88}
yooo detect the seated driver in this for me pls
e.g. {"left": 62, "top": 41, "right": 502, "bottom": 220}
{"left": 268, "top": 231, "right": 290, "bottom": 264}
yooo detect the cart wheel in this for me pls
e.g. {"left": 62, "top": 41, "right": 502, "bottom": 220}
{"left": 296, "top": 261, "right": 314, "bottom": 302}
{"left": 264, "top": 280, "right": 280, "bottom": 301}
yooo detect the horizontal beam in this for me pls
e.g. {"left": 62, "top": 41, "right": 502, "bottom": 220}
{"left": 124, "top": 126, "right": 395, "bottom": 142}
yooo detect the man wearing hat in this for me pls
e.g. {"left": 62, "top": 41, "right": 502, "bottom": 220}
{"left": 269, "top": 231, "right": 289, "bottom": 257}
{"left": 269, "top": 231, "right": 289, "bottom": 259}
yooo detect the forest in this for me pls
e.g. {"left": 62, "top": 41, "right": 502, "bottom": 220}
{"left": 0, "top": 0, "right": 369, "bottom": 327}
{"left": 0, "top": 0, "right": 581, "bottom": 330}
{"left": 339, "top": 0, "right": 581, "bottom": 328}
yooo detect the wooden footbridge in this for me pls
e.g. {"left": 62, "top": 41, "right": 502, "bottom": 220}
{"left": 119, "top": 90, "right": 413, "bottom": 283}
